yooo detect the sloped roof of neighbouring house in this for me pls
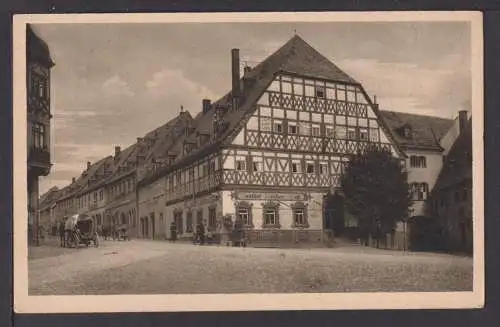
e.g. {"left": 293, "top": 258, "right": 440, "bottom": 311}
{"left": 138, "top": 35, "right": 406, "bottom": 187}
{"left": 39, "top": 186, "right": 61, "bottom": 211}
{"left": 380, "top": 110, "right": 455, "bottom": 151}
{"left": 433, "top": 118, "right": 473, "bottom": 191}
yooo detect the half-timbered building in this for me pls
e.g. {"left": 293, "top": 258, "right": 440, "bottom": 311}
{"left": 137, "top": 35, "right": 407, "bottom": 243}
{"left": 27, "top": 25, "right": 55, "bottom": 245}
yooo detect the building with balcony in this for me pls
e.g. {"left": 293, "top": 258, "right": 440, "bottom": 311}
{"left": 27, "top": 25, "right": 55, "bottom": 245}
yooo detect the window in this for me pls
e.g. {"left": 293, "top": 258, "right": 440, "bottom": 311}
{"left": 403, "top": 127, "right": 412, "bottom": 138}
{"left": 411, "top": 183, "right": 429, "bottom": 201}
{"left": 319, "top": 163, "right": 328, "bottom": 175}
{"left": 236, "top": 160, "right": 247, "bottom": 171}
{"left": 99, "top": 190, "right": 104, "bottom": 201}
{"left": 32, "top": 123, "right": 46, "bottom": 149}
{"left": 252, "top": 161, "right": 261, "bottom": 172}
{"left": 347, "top": 127, "right": 357, "bottom": 140}
{"left": 93, "top": 192, "right": 97, "bottom": 202}
{"left": 306, "top": 163, "right": 315, "bottom": 174}
{"left": 261, "top": 118, "right": 272, "bottom": 132}
{"left": 238, "top": 209, "right": 249, "bottom": 226}
{"left": 292, "top": 204, "right": 309, "bottom": 227}
{"left": 336, "top": 126, "right": 347, "bottom": 139}
{"left": 410, "top": 156, "right": 427, "bottom": 168}
{"left": 369, "top": 128, "right": 379, "bottom": 142}
{"left": 186, "top": 211, "right": 193, "bottom": 232}
{"left": 291, "top": 162, "right": 300, "bottom": 173}
{"left": 311, "top": 126, "right": 321, "bottom": 137}
{"left": 315, "top": 86, "right": 325, "bottom": 98}
{"left": 358, "top": 128, "right": 369, "bottom": 141}
{"left": 273, "top": 121, "right": 283, "bottom": 133}
{"left": 288, "top": 124, "right": 298, "bottom": 135}
{"left": 264, "top": 209, "right": 277, "bottom": 225}
{"left": 262, "top": 202, "right": 280, "bottom": 228}
{"left": 454, "top": 191, "right": 461, "bottom": 203}
{"left": 326, "top": 127, "right": 335, "bottom": 137}
{"left": 208, "top": 207, "right": 217, "bottom": 230}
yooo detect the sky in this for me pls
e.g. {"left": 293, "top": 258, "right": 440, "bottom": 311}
{"left": 32, "top": 21, "right": 472, "bottom": 195}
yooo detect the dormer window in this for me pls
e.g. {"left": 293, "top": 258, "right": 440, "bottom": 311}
{"left": 399, "top": 124, "right": 412, "bottom": 138}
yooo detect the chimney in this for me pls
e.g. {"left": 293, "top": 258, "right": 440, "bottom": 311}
{"left": 115, "top": 146, "right": 121, "bottom": 157}
{"left": 373, "top": 95, "right": 379, "bottom": 110}
{"left": 137, "top": 137, "right": 143, "bottom": 143}
{"left": 231, "top": 48, "right": 241, "bottom": 107}
{"left": 202, "top": 99, "right": 211, "bottom": 114}
{"left": 458, "top": 110, "right": 468, "bottom": 134}
{"left": 72, "top": 177, "right": 76, "bottom": 184}
{"left": 86, "top": 161, "right": 91, "bottom": 170}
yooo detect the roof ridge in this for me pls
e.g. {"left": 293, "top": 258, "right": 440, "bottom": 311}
{"left": 381, "top": 109, "right": 455, "bottom": 121}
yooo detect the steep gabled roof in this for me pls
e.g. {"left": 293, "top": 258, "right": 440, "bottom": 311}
{"left": 380, "top": 110, "right": 455, "bottom": 151}
{"left": 139, "top": 35, "right": 406, "bottom": 187}
{"left": 246, "top": 35, "right": 359, "bottom": 85}
{"left": 433, "top": 118, "right": 473, "bottom": 191}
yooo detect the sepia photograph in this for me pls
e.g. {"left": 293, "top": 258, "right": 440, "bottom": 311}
{"left": 13, "top": 12, "right": 484, "bottom": 313}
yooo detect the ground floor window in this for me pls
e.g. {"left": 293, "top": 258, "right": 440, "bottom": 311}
{"left": 262, "top": 201, "right": 280, "bottom": 228}
{"left": 235, "top": 201, "right": 253, "bottom": 228}
{"left": 292, "top": 202, "right": 309, "bottom": 228}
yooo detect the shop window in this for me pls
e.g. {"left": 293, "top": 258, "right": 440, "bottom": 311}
{"left": 411, "top": 183, "right": 429, "bottom": 201}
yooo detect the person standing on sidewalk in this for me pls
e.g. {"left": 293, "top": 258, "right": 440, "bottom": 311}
{"left": 59, "top": 219, "right": 66, "bottom": 247}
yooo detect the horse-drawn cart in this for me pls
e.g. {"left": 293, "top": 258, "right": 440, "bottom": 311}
{"left": 65, "top": 214, "right": 100, "bottom": 248}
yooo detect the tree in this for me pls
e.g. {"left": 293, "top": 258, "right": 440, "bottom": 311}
{"left": 340, "top": 145, "right": 412, "bottom": 247}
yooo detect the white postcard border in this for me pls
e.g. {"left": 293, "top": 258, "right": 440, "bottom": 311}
{"left": 12, "top": 11, "right": 484, "bottom": 313}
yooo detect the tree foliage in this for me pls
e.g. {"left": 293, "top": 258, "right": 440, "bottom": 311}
{"left": 340, "top": 145, "right": 412, "bottom": 238}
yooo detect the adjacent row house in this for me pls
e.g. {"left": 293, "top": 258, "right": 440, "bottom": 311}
{"left": 27, "top": 25, "right": 55, "bottom": 245}
{"left": 39, "top": 35, "right": 472, "bottom": 252}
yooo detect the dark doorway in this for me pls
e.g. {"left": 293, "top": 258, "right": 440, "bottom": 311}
{"left": 150, "top": 213, "right": 156, "bottom": 239}
{"left": 323, "top": 192, "right": 345, "bottom": 236}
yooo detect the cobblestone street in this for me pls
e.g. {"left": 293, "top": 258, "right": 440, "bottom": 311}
{"left": 28, "top": 239, "right": 473, "bottom": 295}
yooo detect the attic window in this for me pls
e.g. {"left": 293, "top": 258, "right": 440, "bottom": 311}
{"left": 315, "top": 86, "right": 325, "bottom": 99}
{"left": 401, "top": 125, "right": 412, "bottom": 138}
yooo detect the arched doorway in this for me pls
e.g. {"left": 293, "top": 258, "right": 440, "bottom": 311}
{"left": 120, "top": 212, "right": 126, "bottom": 226}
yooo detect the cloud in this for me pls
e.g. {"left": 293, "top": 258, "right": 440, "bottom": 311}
{"left": 102, "top": 76, "right": 135, "bottom": 97}
{"left": 145, "top": 67, "right": 218, "bottom": 111}
{"left": 338, "top": 56, "right": 469, "bottom": 117}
